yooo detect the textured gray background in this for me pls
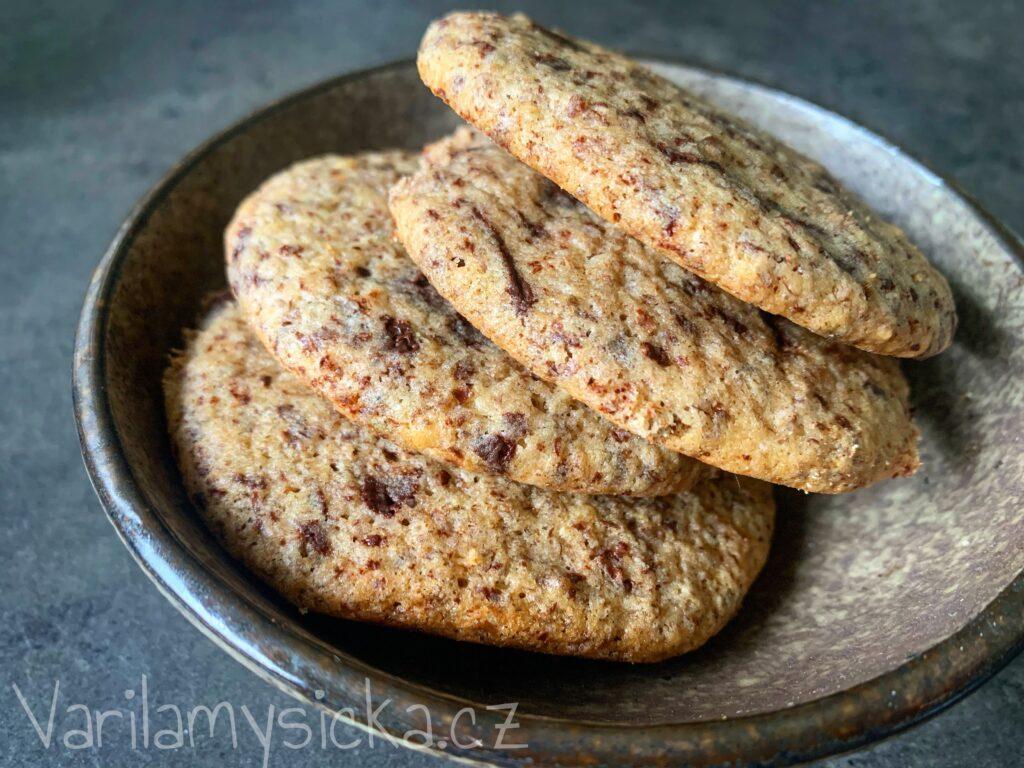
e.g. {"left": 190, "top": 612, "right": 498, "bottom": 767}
{"left": 1, "top": 0, "right": 1022, "bottom": 765}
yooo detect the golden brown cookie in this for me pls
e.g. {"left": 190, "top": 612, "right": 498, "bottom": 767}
{"left": 226, "top": 151, "right": 702, "bottom": 495}
{"left": 164, "top": 301, "right": 774, "bottom": 663}
{"left": 389, "top": 129, "right": 920, "bottom": 493}
{"left": 417, "top": 11, "right": 956, "bottom": 358}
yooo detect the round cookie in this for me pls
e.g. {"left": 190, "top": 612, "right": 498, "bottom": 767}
{"left": 389, "top": 129, "right": 921, "bottom": 493}
{"left": 417, "top": 12, "right": 956, "bottom": 358}
{"left": 164, "top": 301, "right": 774, "bottom": 663}
{"left": 226, "top": 151, "right": 702, "bottom": 496}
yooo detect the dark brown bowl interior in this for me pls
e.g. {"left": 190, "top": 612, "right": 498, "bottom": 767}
{"left": 75, "top": 61, "right": 1024, "bottom": 766}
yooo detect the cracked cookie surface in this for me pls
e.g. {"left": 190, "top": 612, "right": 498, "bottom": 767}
{"left": 163, "top": 301, "right": 774, "bottom": 662}
{"left": 390, "top": 130, "right": 920, "bottom": 493}
{"left": 417, "top": 11, "right": 956, "bottom": 358}
{"left": 226, "top": 151, "right": 701, "bottom": 495}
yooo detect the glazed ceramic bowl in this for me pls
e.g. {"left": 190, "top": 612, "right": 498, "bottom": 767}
{"left": 74, "top": 60, "right": 1024, "bottom": 767}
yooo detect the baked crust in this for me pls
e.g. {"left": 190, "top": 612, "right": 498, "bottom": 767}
{"left": 164, "top": 301, "right": 774, "bottom": 663}
{"left": 417, "top": 11, "right": 956, "bottom": 358}
{"left": 390, "top": 130, "right": 920, "bottom": 493}
{"left": 226, "top": 151, "right": 702, "bottom": 495}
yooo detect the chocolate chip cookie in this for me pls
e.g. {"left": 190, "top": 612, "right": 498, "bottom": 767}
{"left": 417, "top": 11, "right": 956, "bottom": 358}
{"left": 226, "top": 151, "right": 702, "bottom": 495}
{"left": 164, "top": 301, "right": 774, "bottom": 662}
{"left": 389, "top": 130, "right": 920, "bottom": 493}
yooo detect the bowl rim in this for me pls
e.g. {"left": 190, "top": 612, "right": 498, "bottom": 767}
{"left": 73, "top": 57, "right": 1024, "bottom": 767}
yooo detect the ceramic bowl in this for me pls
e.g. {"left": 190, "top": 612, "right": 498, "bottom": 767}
{"left": 74, "top": 60, "right": 1024, "bottom": 767}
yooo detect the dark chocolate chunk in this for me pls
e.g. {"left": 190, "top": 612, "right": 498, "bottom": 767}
{"left": 470, "top": 206, "right": 537, "bottom": 316}
{"left": 641, "top": 341, "right": 671, "bottom": 367}
{"left": 472, "top": 433, "right": 517, "bottom": 473}
{"left": 298, "top": 521, "right": 331, "bottom": 557}
{"left": 383, "top": 316, "right": 419, "bottom": 353}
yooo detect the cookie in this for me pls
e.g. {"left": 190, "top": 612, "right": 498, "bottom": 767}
{"left": 417, "top": 12, "right": 956, "bottom": 358}
{"left": 389, "top": 129, "right": 921, "bottom": 493}
{"left": 226, "top": 151, "right": 702, "bottom": 496}
{"left": 164, "top": 301, "right": 774, "bottom": 663}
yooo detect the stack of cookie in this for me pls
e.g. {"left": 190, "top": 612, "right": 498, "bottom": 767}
{"left": 164, "top": 12, "right": 956, "bottom": 663}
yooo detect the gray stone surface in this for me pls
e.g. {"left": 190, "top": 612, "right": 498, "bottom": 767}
{"left": 1, "top": 0, "right": 1021, "bottom": 765}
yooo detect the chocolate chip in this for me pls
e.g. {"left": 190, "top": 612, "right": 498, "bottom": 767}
{"left": 383, "top": 316, "right": 419, "bottom": 353}
{"left": 655, "top": 143, "right": 725, "bottom": 173}
{"left": 481, "top": 586, "right": 502, "bottom": 602}
{"left": 641, "top": 341, "right": 671, "bottom": 367}
{"left": 596, "top": 541, "right": 631, "bottom": 589}
{"left": 470, "top": 206, "right": 536, "bottom": 316}
{"left": 531, "top": 52, "right": 572, "bottom": 71}
{"left": 360, "top": 476, "right": 396, "bottom": 517}
{"left": 472, "top": 433, "right": 517, "bottom": 473}
{"left": 298, "top": 521, "right": 331, "bottom": 557}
